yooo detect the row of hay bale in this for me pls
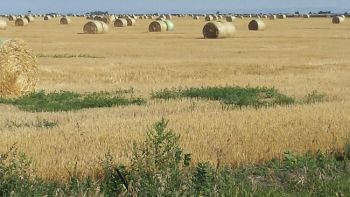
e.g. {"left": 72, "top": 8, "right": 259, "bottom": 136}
{"left": 83, "top": 18, "right": 174, "bottom": 34}
{"left": 203, "top": 19, "right": 267, "bottom": 39}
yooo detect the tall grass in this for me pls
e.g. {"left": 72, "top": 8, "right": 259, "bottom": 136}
{"left": 1, "top": 120, "right": 350, "bottom": 196}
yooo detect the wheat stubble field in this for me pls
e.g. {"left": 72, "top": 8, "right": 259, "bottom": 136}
{"left": 0, "top": 16, "right": 350, "bottom": 180}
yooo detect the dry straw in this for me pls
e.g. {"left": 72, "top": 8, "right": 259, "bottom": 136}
{"left": 203, "top": 21, "right": 236, "bottom": 39}
{"left": 83, "top": 21, "right": 109, "bottom": 34}
{"left": 25, "top": 15, "right": 35, "bottom": 23}
{"left": 15, "top": 18, "right": 29, "bottom": 26}
{"left": 205, "top": 15, "right": 214, "bottom": 21}
{"left": 44, "top": 15, "right": 52, "bottom": 20}
{"left": 332, "top": 16, "right": 345, "bottom": 24}
{"left": 226, "top": 16, "right": 236, "bottom": 22}
{"left": 0, "top": 39, "right": 38, "bottom": 98}
{"left": 114, "top": 18, "right": 128, "bottom": 27}
{"left": 163, "top": 20, "right": 175, "bottom": 31}
{"left": 149, "top": 20, "right": 168, "bottom": 32}
{"left": 60, "top": 17, "right": 71, "bottom": 24}
{"left": 126, "top": 18, "right": 136, "bottom": 26}
{"left": 8, "top": 15, "right": 17, "bottom": 21}
{"left": 248, "top": 19, "right": 266, "bottom": 31}
{"left": 0, "top": 20, "right": 7, "bottom": 30}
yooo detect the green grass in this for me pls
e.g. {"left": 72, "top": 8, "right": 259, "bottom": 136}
{"left": 152, "top": 86, "right": 295, "bottom": 108}
{"left": 0, "top": 90, "right": 145, "bottom": 112}
{"left": 36, "top": 54, "right": 105, "bottom": 58}
{"left": 1, "top": 120, "right": 350, "bottom": 196}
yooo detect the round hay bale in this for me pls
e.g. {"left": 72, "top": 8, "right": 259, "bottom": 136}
{"left": 248, "top": 19, "right": 266, "bottom": 31}
{"left": 304, "top": 14, "right": 310, "bottom": 18}
{"left": 205, "top": 15, "right": 214, "bottom": 21}
{"left": 226, "top": 16, "right": 236, "bottom": 22}
{"left": 165, "top": 14, "right": 172, "bottom": 20}
{"left": 8, "top": 15, "right": 17, "bottom": 21}
{"left": 126, "top": 18, "right": 136, "bottom": 26}
{"left": 270, "top": 15, "right": 277, "bottom": 20}
{"left": 83, "top": 21, "right": 109, "bottom": 34}
{"left": 60, "top": 17, "right": 71, "bottom": 24}
{"left": 193, "top": 16, "right": 200, "bottom": 20}
{"left": 44, "top": 15, "right": 52, "bottom": 20}
{"left": 0, "top": 20, "right": 7, "bottom": 30}
{"left": 202, "top": 21, "right": 236, "bottom": 39}
{"left": 277, "top": 14, "right": 287, "bottom": 19}
{"left": 149, "top": 20, "right": 168, "bottom": 32}
{"left": 114, "top": 18, "right": 128, "bottom": 27}
{"left": 332, "top": 16, "right": 345, "bottom": 24}
{"left": 15, "top": 18, "right": 29, "bottom": 26}
{"left": 0, "top": 39, "right": 38, "bottom": 98}
{"left": 25, "top": 15, "right": 35, "bottom": 23}
{"left": 163, "top": 20, "right": 174, "bottom": 31}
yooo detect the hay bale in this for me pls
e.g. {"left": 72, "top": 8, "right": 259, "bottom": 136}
{"left": 163, "top": 20, "right": 174, "bottom": 31}
{"left": 0, "top": 20, "right": 7, "bottom": 30}
{"left": 270, "top": 15, "right": 277, "bottom": 20}
{"left": 193, "top": 16, "right": 200, "bottom": 20}
{"left": 25, "top": 15, "right": 35, "bottom": 23}
{"left": 304, "top": 14, "right": 310, "bottom": 18}
{"left": 277, "top": 14, "right": 287, "bottom": 19}
{"left": 202, "top": 21, "right": 236, "bottom": 39}
{"left": 114, "top": 18, "right": 128, "bottom": 27}
{"left": 0, "top": 39, "right": 38, "bottom": 98}
{"left": 15, "top": 18, "right": 29, "bottom": 26}
{"left": 83, "top": 21, "right": 109, "bottom": 34}
{"left": 165, "top": 14, "right": 172, "bottom": 20}
{"left": 149, "top": 20, "right": 168, "bottom": 32}
{"left": 248, "top": 19, "right": 266, "bottom": 31}
{"left": 8, "top": 15, "right": 17, "bottom": 21}
{"left": 126, "top": 18, "right": 136, "bottom": 26}
{"left": 44, "top": 15, "right": 52, "bottom": 20}
{"left": 226, "top": 16, "right": 236, "bottom": 22}
{"left": 205, "top": 15, "right": 214, "bottom": 21}
{"left": 60, "top": 17, "right": 71, "bottom": 24}
{"left": 332, "top": 16, "right": 345, "bottom": 24}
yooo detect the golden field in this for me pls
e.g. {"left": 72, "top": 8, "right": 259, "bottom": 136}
{"left": 0, "top": 16, "right": 350, "bottom": 180}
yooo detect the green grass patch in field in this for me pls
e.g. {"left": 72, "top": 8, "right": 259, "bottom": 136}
{"left": 0, "top": 90, "right": 145, "bottom": 112}
{"left": 37, "top": 53, "right": 105, "bottom": 58}
{"left": 152, "top": 86, "right": 295, "bottom": 108}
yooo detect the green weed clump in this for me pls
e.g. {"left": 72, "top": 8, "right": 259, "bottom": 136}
{"left": 152, "top": 86, "right": 295, "bottom": 108}
{"left": 0, "top": 90, "right": 145, "bottom": 112}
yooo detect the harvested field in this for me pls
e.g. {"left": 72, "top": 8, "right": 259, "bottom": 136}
{"left": 0, "top": 16, "right": 350, "bottom": 179}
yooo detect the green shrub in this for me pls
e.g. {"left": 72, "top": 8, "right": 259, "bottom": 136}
{"left": 127, "top": 118, "right": 192, "bottom": 196}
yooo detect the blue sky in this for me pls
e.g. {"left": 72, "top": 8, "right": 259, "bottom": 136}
{"left": 1, "top": 0, "right": 349, "bottom": 14}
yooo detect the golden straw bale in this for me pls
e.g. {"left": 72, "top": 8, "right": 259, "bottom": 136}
{"left": 0, "top": 39, "right": 38, "bottom": 98}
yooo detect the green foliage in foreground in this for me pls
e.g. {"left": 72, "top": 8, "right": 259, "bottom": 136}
{"left": 152, "top": 86, "right": 295, "bottom": 108}
{"left": 0, "top": 90, "right": 145, "bottom": 112}
{"left": 1, "top": 120, "right": 350, "bottom": 196}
